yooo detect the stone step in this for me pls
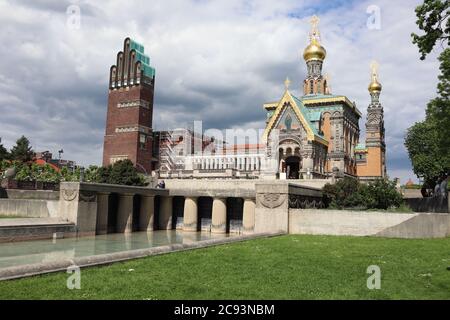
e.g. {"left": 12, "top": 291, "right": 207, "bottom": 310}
{"left": 0, "top": 218, "right": 76, "bottom": 243}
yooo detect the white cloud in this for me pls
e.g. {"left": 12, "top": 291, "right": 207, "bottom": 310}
{"left": 0, "top": 0, "right": 443, "bottom": 183}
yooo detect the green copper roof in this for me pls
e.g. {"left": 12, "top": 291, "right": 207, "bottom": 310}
{"left": 291, "top": 95, "right": 323, "bottom": 137}
{"left": 355, "top": 143, "right": 367, "bottom": 151}
{"left": 130, "top": 39, "right": 155, "bottom": 78}
{"left": 307, "top": 110, "right": 322, "bottom": 121}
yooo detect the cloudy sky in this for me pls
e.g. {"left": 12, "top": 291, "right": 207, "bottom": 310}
{"left": 0, "top": 0, "right": 444, "bottom": 183}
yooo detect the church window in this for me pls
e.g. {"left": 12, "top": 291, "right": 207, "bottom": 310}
{"left": 310, "top": 80, "right": 314, "bottom": 94}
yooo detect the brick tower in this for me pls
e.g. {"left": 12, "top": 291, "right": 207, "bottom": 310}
{"left": 103, "top": 38, "right": 156, "bottom": 174}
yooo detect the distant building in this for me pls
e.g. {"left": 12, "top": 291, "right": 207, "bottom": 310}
{"left": 34, "top": 151, "right": 76, "bottom": 171}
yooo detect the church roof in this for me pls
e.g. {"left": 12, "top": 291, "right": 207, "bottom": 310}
{"left": 301, "top": 94, "right": 362, "bottom": 117}
{"left": 262, "top": 90, "right": 328, "bottom": 146}
{"left": 291, "top": 95, "right": 323, "bottom": 137}
{"left": 355, "top": 143, "right": 367, "bottom": 152}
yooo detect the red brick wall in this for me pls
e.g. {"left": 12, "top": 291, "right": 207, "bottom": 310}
{"left": 102, "top": 81, "right": 154, "bottom": 174}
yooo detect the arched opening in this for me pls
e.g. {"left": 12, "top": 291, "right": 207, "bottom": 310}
{"left": 286, "top": 156, "right": 301, "bottom": 179}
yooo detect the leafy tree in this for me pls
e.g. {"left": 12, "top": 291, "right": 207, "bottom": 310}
{"left": 425, "top": 48, "right": 450, "bottom": 168}
{"left": 10, "top": 136, "right": 34, "bottom": 162}
{"left": 406, "top": 0, "right": 450, "bottom": 184}
{"left": 411, "top": 0, "right": 449, "bottom": 60}
{"left": 0, "top": 139, "right": 9, "bottom": 161}
{"left": 405, "top": 120, "right": 444, "bottom": 183}
{"left": 108, "top": 160, "right": 145, "bottom": 186}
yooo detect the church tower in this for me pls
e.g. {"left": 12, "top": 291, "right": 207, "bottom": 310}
{"left": 364, "top": 61, "right": 387, "bottom": 178}
{"left": 302, "top": 16, "right": 330, "bottom": 95}
{"left": 102, "top": 38, "right": 156, "bottom": 174}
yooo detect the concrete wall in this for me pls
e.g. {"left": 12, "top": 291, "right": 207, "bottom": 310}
{"left": 0, "top": 189, "right": 59, "bottom": 201}
{"left": 405, "top": 195, "right": 449, "bottom": 213}
{"left": 0, "top": 199, "right": 59, "bottom": 218}
{"left": 165, "top": 179, "right": 256, "bottom": 198}
{"left": 289, "top": 209, "right": 450, "bottom": 238}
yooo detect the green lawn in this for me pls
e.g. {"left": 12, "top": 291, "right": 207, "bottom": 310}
{"left": 0, "top": 235, "right": 449, "bottom": 300}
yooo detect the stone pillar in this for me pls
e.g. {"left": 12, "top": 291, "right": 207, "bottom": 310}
{"left": 243, "top": 198, "right": 256, "bottom": 234}
{"left": 59, "top": 182, "right": 98, "bottom": 237}
{"left": 211, "top": 198, "right": 227, "bottom": 234}
{"left": 139, "top": 195, "right": 155, "bottom": 231}
{"left": 183, "top": 197, "right": 198, "bottom": 232}
{"left": 254, "top": 182, "right": 289, "bottom": 233}
{"left": 117, "top": 193, "right": 134, "bottom": 233}
{"left": 96, "top": 192, "right": 110, "bottom": 235}
{"left": 159, "top": 196, "right": 173, "bottom": 230}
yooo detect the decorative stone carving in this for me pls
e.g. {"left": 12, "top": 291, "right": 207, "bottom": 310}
{"left": 62, "top": 189, "right": 78, "bottom": 202}
{"left": 79, "top": 191, "right": 97, "bottom": 202}
{"left": 260, "top": 193, "right": 286, "bottom": 209}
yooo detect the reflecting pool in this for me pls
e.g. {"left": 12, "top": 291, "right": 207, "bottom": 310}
{"left": 0, "top": 231, "right": 237, "bottom": 270}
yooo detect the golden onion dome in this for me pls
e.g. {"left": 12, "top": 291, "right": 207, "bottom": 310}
{"left": 303, "top": 38, "right": 326, "bottom": 61}
{"left": 368, "top": 79, "right": 382, "bottom": 93}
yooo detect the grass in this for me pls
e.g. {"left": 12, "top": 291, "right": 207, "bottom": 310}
{"left": 0, "top": 235, "right": 449, "bottom": 300}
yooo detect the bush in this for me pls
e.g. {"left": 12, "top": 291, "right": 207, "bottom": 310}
{"left": 61, "top": 161, "right": 146, "bottom": 186}
{"left": 108, "top": 160, "right": 146, "bottom": 186}
{"left": 3, "top": 159, "right": 147, "bottom": 187}
{"left": 323, "top": 177, "right": 403, "bottom": 210}
{"left": 366, "top": 179, "right": 403, "bottom": 210}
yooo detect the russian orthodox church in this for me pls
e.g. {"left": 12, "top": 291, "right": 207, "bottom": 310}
{"left": 262, "top": 16, "right": 387, "bottom": 180}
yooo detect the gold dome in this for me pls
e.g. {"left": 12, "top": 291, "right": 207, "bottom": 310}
{"left": 368, "top": 79, "right": 382, "bottom": 93}
{"left": 303, "top": 38, "right": 326, "bottom": 61}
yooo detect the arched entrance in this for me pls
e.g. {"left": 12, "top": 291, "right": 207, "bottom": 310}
{"left": 286, "top": 156, "right": 301, "bottom": 179}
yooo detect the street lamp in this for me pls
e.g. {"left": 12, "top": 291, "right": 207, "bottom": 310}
{"left": 58, "top": 149, "right": 64, "bottom": 168}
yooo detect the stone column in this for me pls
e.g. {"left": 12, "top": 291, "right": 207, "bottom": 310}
{"left": 139, "top": 195, "right": 155, "bottom": 231}
{"left": 243, "top": 198, "right": 256, "bottom": 234}
{"left": 96, "top": 192, "right": 110, "bottom": 235}
{"left": 117, "top": 193, "right": 134, "bottom": 233}
{"left": 159, "top": 196, "right": 173, "bottom": 230}
{"left": 183, "top": 197, "right": 198, "bottom": 232}
{"left": 211, "top": 198, "right": 227, "bottom": 234}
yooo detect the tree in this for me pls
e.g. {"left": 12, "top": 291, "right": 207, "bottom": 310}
{"left": 108, "top": 160, "right": 145, "bottom": 186}
{"left": 406, "top": 0, "right": 449, "bottom": 183}
{"left": 426, "top": 48, "right": 450, "bottom": 168}
{"left": 10, "top": 136, "right": 34, "bottom": 162}
{"left": 405, "top": 120, "right": 444, "bottom": 183}
{"left": 411, "top": 0, "right": 449, "bottom": 60}
{"left": 0, "top": 138, "right": 8, "bottom": 161}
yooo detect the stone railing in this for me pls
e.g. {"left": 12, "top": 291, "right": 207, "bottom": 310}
{"left": 1, "top": 179, "right": 59, "bottom": 191}
{"left": 288, "top": 184, "right": 324, "bottom": 209}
